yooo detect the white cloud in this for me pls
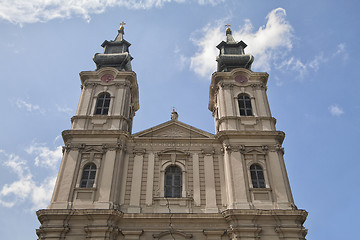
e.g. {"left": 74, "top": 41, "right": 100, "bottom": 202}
{"left": 0, "top": 0, "right": 223, "bottom": 25}
{"left": 235, "top": 8, "right": 293, "bottom": 72}
{"left": 308, "top": 53, "right": 328, "bottom": 72}
{"left": 26, "top": 142, "right": 62, "bottom": 168}
{"left": 277, "top": 57, "right": 308, "bottom": 78}
{"left": 0, "top": 144, "right": 61, "bottom": 210}
{"left": 174, "top": 45, "right": 190, "bottom": 70}
{"left": 15, "top": 98, "right": 45, "bottom": 114}
{"left": 333, "top": 43, "right": 349, "bottom": 61}
{"left": 190, "top": 24, "right": 224, "bottom": 77}
{"left": 56, "top": 104, "right": 73, "bottom": 115}
{"left": 190, "top": 8, "right": 294, "bottom": 78}
{"left": 329, "top": 104, "right": 344, "bottom": 116}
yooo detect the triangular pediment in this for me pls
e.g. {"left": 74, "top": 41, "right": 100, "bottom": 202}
{"left": 83, "top": 146, "right": 103, "bottom": 153}
{"left": 133, "top": 120, "right": 214, "bottom": 139}
{"left": 245, "top": 148, "right": 265, "bottom": 154}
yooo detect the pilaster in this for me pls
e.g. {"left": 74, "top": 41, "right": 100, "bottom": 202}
{"left": 202, "top": 149, "right": 218, "bottom": 212}
{"left": 128, "top": 149, "right": 145, "bottom": 213}
{"left": 192, "top": 153, "right": 201, "bottom": 206}
{"left": 145, "top": 152, "right": 155, "bottom": 206}
{"left": 97, "top": 146, "right": 117, "bottom": 208}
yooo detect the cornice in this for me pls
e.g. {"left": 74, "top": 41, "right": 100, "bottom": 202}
{"left": 71, "top": 115, "right": 131, "bottom": 124}
{"left": 217, "top": 116, "right": 277, "bottom": 125}
{"left": 36, "top": 209, "right": 124, "bottom": 223}
{"left": 222, "top": 209, "right": 308, "bottom": 223}
{"left": 62, "top": 129, "right": 131, "bottom": 142}
{"left": 216, "top": 130, "right": 285, "bottom": 143}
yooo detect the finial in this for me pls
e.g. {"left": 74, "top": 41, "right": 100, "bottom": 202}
{"left": 120, "top": 21, "right": 126, "bottom": 30}
{"left": 171, "top": 107, "right": 179, "bottom": 120}
{"left": 225, "top": 24, "right": 231, "bottom": 33}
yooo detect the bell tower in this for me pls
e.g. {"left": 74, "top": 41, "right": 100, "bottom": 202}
{"left": 209, "top": 25, "right": 298, "bottom": 210}
{"left": 72, "top": 24, "right": 138, "bottom": 133}
{"left": 210, "top": 26, "right": 275, "bottom": 134}
{"left": 46, "top": 25, "right": 139, "bottom": 213}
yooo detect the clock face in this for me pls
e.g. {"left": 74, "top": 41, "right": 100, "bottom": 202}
{"left": 235, "top": 75, "right": 248, "bottom": 84}
{"left": 101, "top": 74, "right": 114, "bottom": 83}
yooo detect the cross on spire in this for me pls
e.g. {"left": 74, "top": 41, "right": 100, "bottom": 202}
{"left": 120, "top": 21, "right": 126, "bottom": 29}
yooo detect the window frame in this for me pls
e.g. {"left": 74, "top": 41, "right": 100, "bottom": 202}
{"left": 80, "top": 163, "right": 97, "bottom": 188}
{"left": 164, "top": 165, "right": 183, "bottom": 198}
{"left": 250, "top": 164, "right": 266, "bottom": 188}
{"left": 94, "top": 92, "right": 111, "bottom": 115}
{"left": 238, "top": 94, "right": 253, "bottom": 116}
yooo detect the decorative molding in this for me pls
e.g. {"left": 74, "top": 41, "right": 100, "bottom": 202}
{"left": 84, "top": 226, "right": 120, "bottom": 239}
{"left": 275, "top": 144, "right": 285, "bottom": 154}
{"left": 227, "top": 226, "right": 262, "bottom": 239}
{"left": 133, "top": 148, "right": 146, "bottom": 156}
{"left": 251, "top": 83, "right": 266, "bottom": 90}
{"left": 157, "top": 149, "right": 190, "bottom": 157}
{"left": 62, "top": 143, "right": 86, "bottom": 153}
{"left": 222, "top": 144, "right": 244, "bottom": 153}
{"left": 84, "top": 82, "right": 98, "bottom": 88}
{"left": 121, "top": 230, "right": 143, "bottom": 239}
{"left": 275, "top": 226, "right": 308, "bottom": 239}
{"left": 153, "top": 230, "right": 193, "bottom": 239}
{"left": 201, "top": 148, "right": 215, "bottom": 156}
{"left": 262, "top": 145, "right": 269, "bottom": 152}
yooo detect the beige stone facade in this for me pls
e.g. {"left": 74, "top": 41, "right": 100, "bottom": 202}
{"left": 36, "top": 28, "right": 307, "bottom": 240}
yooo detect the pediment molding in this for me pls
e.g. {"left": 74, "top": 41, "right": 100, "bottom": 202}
{"left": 133, "top": 120, "right": 214, "bottom": 139}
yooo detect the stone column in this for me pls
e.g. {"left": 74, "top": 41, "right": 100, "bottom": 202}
{"left": 231, "top": 148, "right": 250, "bottom": 209}
{"left": 119, "top": 153, "right": 129, "bottom": 206}
{"left": 50, "top": 146, "right": 80, "bottom": 209}
{"left": 255, "top": 87, "right": 266, "bottom": 117}
{"left": 192, "top": 153, "right": 201, "bottom": 206}
{"left": 97, "top": 146, "right": 117, "bottom": 208}
{"left": 145, "top": 152, "right": 155, "bottom": 206}
{"left": 128, "top": 149, "right": 145, "bottom": 213}
{"left": 267, "top": 150, "right": 291, "bottom": 209}
{"left": 203, "top": 149, "right": 218, "bottom": 213}
{"left": 223, "top": 145, "right": 234, "bottom": 208}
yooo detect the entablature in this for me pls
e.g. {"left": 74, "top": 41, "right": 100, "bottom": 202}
{"left": 62, "top": 129, "right": 130, "bottom": 143}
{"left": 216, "top": 130, "right": 285, "bottom": 143}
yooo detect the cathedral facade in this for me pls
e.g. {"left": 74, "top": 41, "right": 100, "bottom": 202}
{"left": 36, "top": 25, "right": 308, "bottom": 240}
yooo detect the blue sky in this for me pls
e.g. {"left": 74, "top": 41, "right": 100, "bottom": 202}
{"left": 0, "top": 0, "right": 359, "bottom": 239}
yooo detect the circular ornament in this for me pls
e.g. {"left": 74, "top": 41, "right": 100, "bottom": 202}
{"left": 101, "top": 74, "right": 114, "bottom": 83}
{"left": 235, "top": 75, "right": 248, "bottom": 84}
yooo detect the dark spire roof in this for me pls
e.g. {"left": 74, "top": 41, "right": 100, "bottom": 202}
{"left": 216, "top": 25, "right": 254, "bottom": 72}
{"left": 93, "top": 23, "right": 133, "bottom": 71}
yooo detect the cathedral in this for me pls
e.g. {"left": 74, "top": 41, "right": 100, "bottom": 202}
{"left": 36, "top": 24, "right": 308, "bottom": 240}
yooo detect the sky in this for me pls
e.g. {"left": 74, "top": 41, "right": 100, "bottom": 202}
{"left": 0, "top": 0, "right": 359, "bottom": 239}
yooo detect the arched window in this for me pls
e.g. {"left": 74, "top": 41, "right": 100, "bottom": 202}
{"left": 80, "top": 163, "right": 97, "bottom": 188}
{"left": 250, "top": 164, "right": 265, "bottom": 188}
{"left": 94, "top": 92, "right": 111, "bottom": 115}
{"left": 164, "top": 166, "right": 182, "bottom": 198}
{"left": 238, "top": 94, "right": 253, "bottom": 116}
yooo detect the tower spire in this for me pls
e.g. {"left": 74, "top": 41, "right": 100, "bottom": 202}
{"left": 216, "top": 24, "right": 254, "bottom": 71}
{"left": 93, "top": 23, "right": 133, "bottom": 71}
{"left": 115, "top": 21, "right": 126, "bottom": 42}
{"left": 225, "top": 24, "right": 235, "bottom": 43}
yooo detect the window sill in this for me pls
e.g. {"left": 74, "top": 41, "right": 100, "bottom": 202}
{"left": 153, "top": 197, "right": 193, "bottom": 207}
